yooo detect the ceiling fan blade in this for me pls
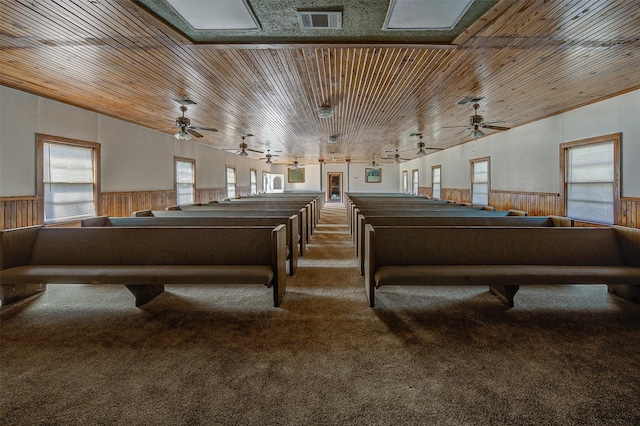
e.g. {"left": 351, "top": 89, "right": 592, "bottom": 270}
{"left": 186, "top": 129, "right": 204, "bottom": 138}
{"left": 246, "top": 148, "right": 264, "bottom": 153}
{"left": 425, "top": 147, "right": 444, "bottom": 150}
{"left": 481, "top": 125, "right": 510, "bottom": 131}
{"left": 442, "top": 125, "right": 469, "bottom": 129}
{"left": 191, "top": 126, "right": 218, "bottom": 132}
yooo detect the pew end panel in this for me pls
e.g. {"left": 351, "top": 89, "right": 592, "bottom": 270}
{"left": 0, "top": 225, "right": 47, "bottom": 304}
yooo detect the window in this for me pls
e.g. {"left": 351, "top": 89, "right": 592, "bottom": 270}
{"left": 402, "top": 170, "right": 408, "bottom": 193}
{"left": 175, "top": 157, "right": 195, "bottom": 205}
{"left": 37, "top": 134, "right": 100, "bottom": 224}
{"left": 263, "top": 171, "right": 271, "bottom": 193}
{"left": 412, "top": 169, "right": 419, "bottom": 195}
{"left": 471, "top": 157, "right": 489, "bottom": 206}
{"left": 561, "top": 134, "right": 620, "bottom": 224}
{"left": 226, "top": 166, "right": 237, "bottom": 199}
{"left": 432, "top": 165, "right": 441, "bottom": 199}
{"left": 250, "top": 169, "right": 258, "bottom": 195}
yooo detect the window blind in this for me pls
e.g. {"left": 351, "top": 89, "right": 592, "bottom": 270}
{"left": 433, "top": 167, "right": 441, "bottom": 199}
{"left": 43, "top": 143, "right": 95, "bottom": 222}
{"left": 566, "top": 141, "right": 614, "bottom": 224}
{"left": 226, "top": 167, "right": 236, "bottom": 198}
{"left": 472, "top": 160, "right": 488, "bottom": 206}
{"left": 176, "top": 160, "right": 195, "bottom": 205}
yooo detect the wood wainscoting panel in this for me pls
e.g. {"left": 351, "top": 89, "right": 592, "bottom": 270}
{"left": 0, "top": 196, "right": 41, "bottom": 230}
{"left": 101, "top": 190, "right": 176, "bottom": 217}
{"left": 621, "top": 197, "right": 640, "bottom": 228}
{"left": 490, "top": 190, "right": 563, "bottom": 217}
{"left": 196, "top": 188, "right": 227, "bottom": 203}
{"left": 440, "top": 188, "right": 471, "bottom": 204}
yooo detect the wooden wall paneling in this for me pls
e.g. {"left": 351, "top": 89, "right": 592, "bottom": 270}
{"left": 0, "top": 197, "right": 41, "bottom": 230}
{"left": 101, "top": 190, "right": 176, "bottom": 217}
{"left": 440, "top": 188, "right": 471, "bottom": 204}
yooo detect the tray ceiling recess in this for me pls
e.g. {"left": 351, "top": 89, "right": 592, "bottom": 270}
{"left": 133, "top": 0, "right": 500, "bottom": 45}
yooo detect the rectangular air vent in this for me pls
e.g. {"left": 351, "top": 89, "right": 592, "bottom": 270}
{"left": 297, "top": 11, "right": 342, "bottom": 29}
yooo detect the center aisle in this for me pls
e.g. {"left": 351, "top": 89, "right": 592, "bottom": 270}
{"left": 283, "top": 202, "right": 367, "bottom": 313}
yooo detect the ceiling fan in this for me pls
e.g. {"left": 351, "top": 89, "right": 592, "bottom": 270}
{"left": 288, "top": 158, "right": 305, "bottom": 170}
{"left": 259, "top": 148, "right": 280, "bottom": 164}
{"left": 446, "top": 103, "right": 510, "bottom": 138}
{"left": 383, "top": 148, "right": 411, "bottom": 164}
{"left": 173, "top": 105, "right": 218, "bottom": 140}
{"left": 409, "top": 133, "right": 444, "bottom": 157}
{"left": 223, "top": 135, "right": 263, "bottom": 158}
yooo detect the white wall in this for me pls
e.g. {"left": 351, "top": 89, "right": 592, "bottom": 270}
{"left": 0, "top": 86, "right": 269, "bottom": 196}
{"left": 348, "top": 162, "right": 400, "bottom": 193}
{"left": 408, "top": 89, "right": 640, "bottom": 198}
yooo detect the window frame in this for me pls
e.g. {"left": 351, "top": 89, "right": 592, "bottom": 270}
{"left": 36, "top": 133, "right": 101, "bottom": 224}
{"left": 432, "top": 165, "right": 441, "bottom": 200}
{"left": 412, "top": 169, "right": 419, "bottom": 195}
{"left": 470, "top": 156, "right": 490, "bottom": 206}
{"left": 560, "top": 133, "right": 621, "bottom": 225}
{"left": 175, "top": 156, "right": 196, "bottom": 206}
{"left": 226, "top": 166, "right": 237, "bottom": 199}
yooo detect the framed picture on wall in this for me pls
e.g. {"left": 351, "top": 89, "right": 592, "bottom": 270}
{"left": 288, "top": 167, "right": 305, "bottom": 183}
{"left": 365, "top": 168, "right": 382, "bottom": 183}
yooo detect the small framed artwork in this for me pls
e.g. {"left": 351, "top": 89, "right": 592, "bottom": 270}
{"left": 365, "top": 168, "right": 382, "bottom": 183}
{"left": 288, "top": 167, "right": 305, "bottom": 183}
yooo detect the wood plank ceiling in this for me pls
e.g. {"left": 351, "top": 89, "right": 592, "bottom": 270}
{"left": 1, "top": 0, "right": 639, "bottom": 164}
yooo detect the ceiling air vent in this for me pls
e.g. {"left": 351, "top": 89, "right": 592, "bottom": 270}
{"left": 297, "top": 11, "right": 342, "bottom": 29}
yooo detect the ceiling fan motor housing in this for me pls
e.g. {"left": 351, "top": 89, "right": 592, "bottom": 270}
{"left": 176, "top": 116, "right": 190, "bottom": 127}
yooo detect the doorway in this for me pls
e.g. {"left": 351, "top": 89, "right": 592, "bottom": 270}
{"left": 328, "top": 172, "right": 343, "bottom": 202}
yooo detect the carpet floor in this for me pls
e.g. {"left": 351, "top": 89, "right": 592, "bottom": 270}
{"left": 1, "top": 203, "right": 640, "bottom": 425}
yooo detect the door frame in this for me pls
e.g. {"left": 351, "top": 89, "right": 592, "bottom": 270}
{"left": 327, "top": 172, "right": 343, "bottom": 202}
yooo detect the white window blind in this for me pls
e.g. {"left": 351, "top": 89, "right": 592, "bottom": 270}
{"left": 43, "top": 143, "right": 96, "bottom": 223}
{"left": 402, "top": 171, "right": 408, "bottom": 193}
{"left": 412, "top": 170, "right": 419, "bottom": 195}
{"left": 250, "top": 169, "right": 257, "bottom": 195}
{"left": 472, "top": 160, "right": 489, "bottom": 206}
{"left": 566, "top": 141, "right": 614, "bottom": 224}
{"left": 226, "top": 167, "right": 236, "bottom": 198}
{"left": 432, "top": 167, "right": 441, "bottom": 199}
{"left": 176, "top": 159, "right": 195, "bottom": 205}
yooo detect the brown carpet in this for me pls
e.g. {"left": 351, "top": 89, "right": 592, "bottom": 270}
{"left": 2, "top": 203, "right": 640, "bottom": 425}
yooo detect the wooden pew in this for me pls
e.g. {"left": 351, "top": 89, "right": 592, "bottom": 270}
{"left": 136, "top": 208, "right": 308, "bottom": 256}
{"left": 82, "top": 214, "right": 300, "bottom": 275}
{"left": 0, "top": 225, "right": 287, "bottom": 308}
{"left": 364, "top": 225, "right": 640, "bottom": 308}
{"left": 355, "top": 215, "right": 574, "bottom": 274}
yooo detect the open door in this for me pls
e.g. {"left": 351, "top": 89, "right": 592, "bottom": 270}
{"left": 328, "top": 172, "right": 343, "bottom": 202}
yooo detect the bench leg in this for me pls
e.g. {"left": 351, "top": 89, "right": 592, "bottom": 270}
{"left": 490, "top": 285, "right": 519, "bottom": 307}
{"left": 0, "top": 284, "right": 46, "bottom": 305}
{"left": 607, "top": 285, "right": 640, "bottom": 303}
{"left": 125, "top": 284, "right": 164, "bottom": 307}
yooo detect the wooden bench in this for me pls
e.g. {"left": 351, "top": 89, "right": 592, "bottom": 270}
{"left": 0, "top": 225, "right": 287, "bottom": 308}
{"left": 82, "top": 215, "right": 299, "bottom": 275}
{"left": 364, "top": 225, "right": 640, "bottom": 307}
{"left": 355, "top": 215, "right": 574, "bottom": 274}
{"left": 135, "top": 208, "right": 309, "bottom": 256}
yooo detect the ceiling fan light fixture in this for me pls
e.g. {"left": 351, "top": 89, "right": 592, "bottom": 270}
{"left": 318, "top": 106, "right": 333, "bottom": 119}
{"left": 239, "top": 150, "right": 249, "bottom": 158}
{"left": 175, "top": 130, "right": 192, "bottom": 140}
